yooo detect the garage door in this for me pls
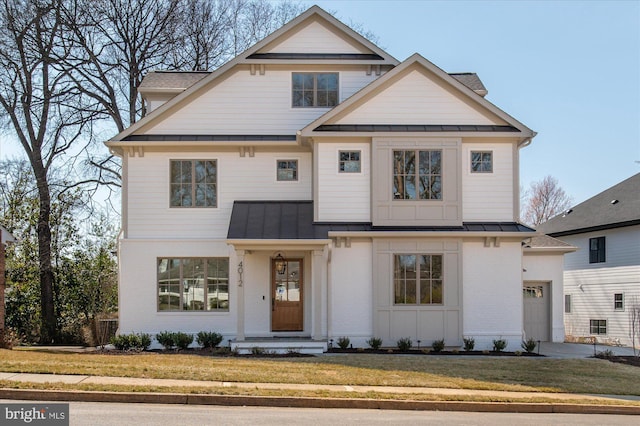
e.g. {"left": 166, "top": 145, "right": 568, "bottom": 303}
{"left": 523, "top": 282, "right": 550, "bottom": 341}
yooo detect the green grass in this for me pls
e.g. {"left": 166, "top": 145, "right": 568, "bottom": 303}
{"left": 1, "top": 349, "right": 639, "bottom": 396}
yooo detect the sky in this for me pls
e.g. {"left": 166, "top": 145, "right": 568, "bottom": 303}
{"left": 314, "top": 0, "right": 640, "bottom": 205}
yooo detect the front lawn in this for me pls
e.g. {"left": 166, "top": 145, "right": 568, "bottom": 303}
{"left": 1, "top": 349, "right": 639, "bottom": 396}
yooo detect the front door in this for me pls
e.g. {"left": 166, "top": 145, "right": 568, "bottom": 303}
{"left": 272, "top": 258, "right": 303, "bottom": 331}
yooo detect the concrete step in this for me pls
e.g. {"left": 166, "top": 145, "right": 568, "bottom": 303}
{"left": 231, "top": 339, "right": 327, "bottom": 355}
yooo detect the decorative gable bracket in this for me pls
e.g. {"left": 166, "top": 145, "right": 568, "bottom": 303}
{"left": 127, "top": 146, "right": 144, "bottom": 157}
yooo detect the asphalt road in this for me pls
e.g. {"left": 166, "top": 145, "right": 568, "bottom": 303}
{"left": 3, "top": 400, "right": 637, "bottom": 426}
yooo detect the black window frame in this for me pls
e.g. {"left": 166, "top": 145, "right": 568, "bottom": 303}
{"left": 589, "top": 319, "right": 607, "bottom": 335}
{"left": 614, "top": 293, "right": 624, "bottom": 311}
{"left": 589, "top": 236, "right": 606, "bottom": 263}
{"left": 564, "top": 294, "right": 571, "bottom": 313}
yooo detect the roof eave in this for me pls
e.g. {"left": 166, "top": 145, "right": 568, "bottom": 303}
{"left": 327, "top": 231, "right": 534, "bottom": 238}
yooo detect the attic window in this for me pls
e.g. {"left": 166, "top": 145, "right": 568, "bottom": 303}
{"left": 292, "top": 73, "right": 338, "bottom": 107}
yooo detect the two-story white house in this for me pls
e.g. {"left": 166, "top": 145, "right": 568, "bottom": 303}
{"left": 538, "top": 173, "right": 640, "bottom": 347}
{"left": 106, "top": 6, "right": 568, "bottom": 352}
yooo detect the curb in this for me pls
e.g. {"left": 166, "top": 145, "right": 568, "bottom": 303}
{"left": 1, "top": 388, "right": 639, "bottom": 415}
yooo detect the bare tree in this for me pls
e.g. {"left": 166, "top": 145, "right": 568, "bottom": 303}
{"left": 0, "top": 0, "right": 98, "bottom": 342}
{"left": 521, "top": 175, "right": 572, "bottom": 227}
{"left": 630, "top": 296, "right": 640, "bottom": 357}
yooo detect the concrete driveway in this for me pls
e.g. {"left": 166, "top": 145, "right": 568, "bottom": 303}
{"left": 539, "top": 342, "right": 638, "bottom": 358}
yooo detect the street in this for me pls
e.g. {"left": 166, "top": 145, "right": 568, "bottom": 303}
{"left": 3, "top": 400, "right": 637, "bottom": 425}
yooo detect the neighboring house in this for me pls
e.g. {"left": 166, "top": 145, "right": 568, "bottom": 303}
{"left": 106, "top": 6, "right": 569, "bottom": 352}
{"left": 538, "top": 173, "right": 640, "bottom": 347}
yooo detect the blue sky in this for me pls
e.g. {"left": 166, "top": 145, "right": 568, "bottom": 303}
{"left": 315, "top": 0, "right": 640, "bottom": 204}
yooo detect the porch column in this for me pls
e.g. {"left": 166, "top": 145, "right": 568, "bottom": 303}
{"left": 235, "top": 250, "right": 245, "bottom": 341}
{"left": 312, "top": 248, "right": 327, "bottom": 341}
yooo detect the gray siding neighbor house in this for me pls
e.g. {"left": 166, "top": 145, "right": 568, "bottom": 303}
{"left": 538, "top": 173, "right": 640, "bottom": 346}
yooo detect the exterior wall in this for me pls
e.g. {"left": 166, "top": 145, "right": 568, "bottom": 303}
{"left": 329, "top": 240, "right": 373, "bottom": 346}
{"left": 461, "top": 141, "right": 515, "bottom": 221}
{"left": 263, "top": 19, "right": 368, "bottom": 54}
{"left": 562, "top": 226, "right": 640, "bottom": 271}
{"left": 144, "top": 67, "right": 380, "bottom": 135}
{"left": 335, "top": 68, "right": 506, "bottom": 126}
{"left": 118, "top": 239, "right": 237, "bottom": 345}
{"left": 126, "top": 150, "right": 312, "bottom": 239}
{"left": 558, "top": 226, "right": 640, "bottom": 346}
{"left": 316, "top": 141, "right": 370, "bottom": 222}
{"left": 373, "top": 238, "right": 462, "bottom": 347}
{"left": 462, "top": 240, "right": 523, "bottom": 351}
{"left": 522, "top": 252, "right": 566, "bottom": 342}
{"left": 371, "top": 138, "right": 461, "bottom": 227}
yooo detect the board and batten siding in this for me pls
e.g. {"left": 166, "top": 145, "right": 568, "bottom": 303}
{"left": 315, "top": 142, "right": 370, "bottom": 222}
{"left": 373, "top": 239, "right": 462, "bottom": 347}
{"left": 126, "top": 151, "right": 312, "bottom": 239}
{"left": 371, "top": 138, "right": 461, "bottom": 227}
{"left": 144, "top": 68, "right": 380, "bottom": 135}
{"left": 261, "top": 19, "right": 368, "bottom": 54}
{"left": 334, "top": 68, "right": 506, "bottom": 126}
{"left": 461, "top": 142, "right": 515, "bottom": 221}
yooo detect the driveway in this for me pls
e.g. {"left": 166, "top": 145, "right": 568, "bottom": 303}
{"left": 539, "top": 342, "right": 638, "bottom": 359}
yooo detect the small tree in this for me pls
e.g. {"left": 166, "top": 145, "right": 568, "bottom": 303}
{"left": 521, "top": 176, "right": 572, "bottom": 227}
{"left": 629, "top": 296, "right": 640, "bottom": 357}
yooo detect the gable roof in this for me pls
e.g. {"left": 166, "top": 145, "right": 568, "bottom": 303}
{"left": 299, "top": 54, "right": 535, "bottom": 141}
{"left": 107, "top": 5, "right": 397, "bottom": 144}
{"left": 538, "top": 173, "right": 640, "bottom": 237}
{"left": 523, "top": 235, "right": 576, "bottom": 253}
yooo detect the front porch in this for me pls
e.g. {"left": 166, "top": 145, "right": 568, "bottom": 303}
{"left": 231, "top": 336, "right": 328, "bottom": 354}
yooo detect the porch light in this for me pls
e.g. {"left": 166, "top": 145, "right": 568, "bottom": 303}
{"left": 275, "top": 253, "right": 286, "bottom": 274}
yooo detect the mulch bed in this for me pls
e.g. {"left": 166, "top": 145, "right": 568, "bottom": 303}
{"left": 595, "top": 355, "right": 640, "bottom": 367}
{"left": 327, "top": 348, "right": 543, "bottom": 357}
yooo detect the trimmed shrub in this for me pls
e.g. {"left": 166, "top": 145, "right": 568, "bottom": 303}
{"left": 463, "top": 337, "right": 475, "bottom": 352}
{"left": 174, "top": 332, "right": 193, "bottom": 350}
{"left": 366, "top": 337, "right": 383, "bottom": 350}
{"left": 111, "top": 332, "right": 151, "bottom": 351}
{"left": 492, "top": 338, "right": 508, "bottom": 352}
{"left": 336, "top": 336, "right": 350, "bottom": 350}
{"left": 396, "top": 337, "right": 412, "bottom": 351}
{"left": 196, "top": 331, "right": 224, "bottom": 349}
{"left": 521, "top": 338, "right": 537, "bottom": 353}
{"left": 431, "top": 338, "right": 445, "bottom": 352}
{"left": 155, "top": 331, "right": 176, "bottom": 350}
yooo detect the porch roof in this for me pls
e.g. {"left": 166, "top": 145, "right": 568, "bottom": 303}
{"left": 227, "top": 201, "right": 535, "bottom": 240}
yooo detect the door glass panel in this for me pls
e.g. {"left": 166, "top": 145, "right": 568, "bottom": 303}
{"left": 274, "top": 260, "right": 301, "bottom": 302}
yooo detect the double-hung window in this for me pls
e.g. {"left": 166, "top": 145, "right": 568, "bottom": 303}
{"left": 589, "top": 236, "right": 605, "bottom": 263}
{"left": 157, "top": 258, "right": 229, "bottom": 311}
{"left": 170, "top": 160, "right": 217, "bottom": 207}
{"left": 614, "top": 293, "right": 624, "bottom": 311}
{"left": 292, "top": 73, "right": 338, "bottom": 107}
{"left": 394, "top": 254, "right": 443, "bottom": 304}
{"left": 393, "top": 150, "right": 442, "bottom": 200}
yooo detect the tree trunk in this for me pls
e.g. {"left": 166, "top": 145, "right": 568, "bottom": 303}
{"left": 34, "top": 167, "right": 56, "bottom": 343}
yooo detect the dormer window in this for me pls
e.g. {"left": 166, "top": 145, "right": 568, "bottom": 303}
{"left": 292, "top": 73, "right": 338, "bottom": 107}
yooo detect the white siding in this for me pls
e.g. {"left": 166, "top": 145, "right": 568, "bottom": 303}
{"left": 335, "top": 69, "right": 506, "bottom": 126}
{"left": 127, "top": 151, "right": 312, "bottom": 239}
{"left": 461, "top": 142, "right": 515, "bottom": 221}
{"left": 522, "top": 252, "right": 566, "bottom": 342}
{"left": 263, "top": 19, "right": 367, "bottom": 54}
{"left": 316, "top": 142, "right": 370, "bottom": 222}
{"left": 564, "top": 265, "right": 640, "bottom": 346}
{"left": 562, "top": 226, "right": 640, "bottom": 271}
{"left": 462, "top": 240, "right": 523, "bottom": 351}
{"left": 144, "top": 68, "right": 379, "bottom": 135}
